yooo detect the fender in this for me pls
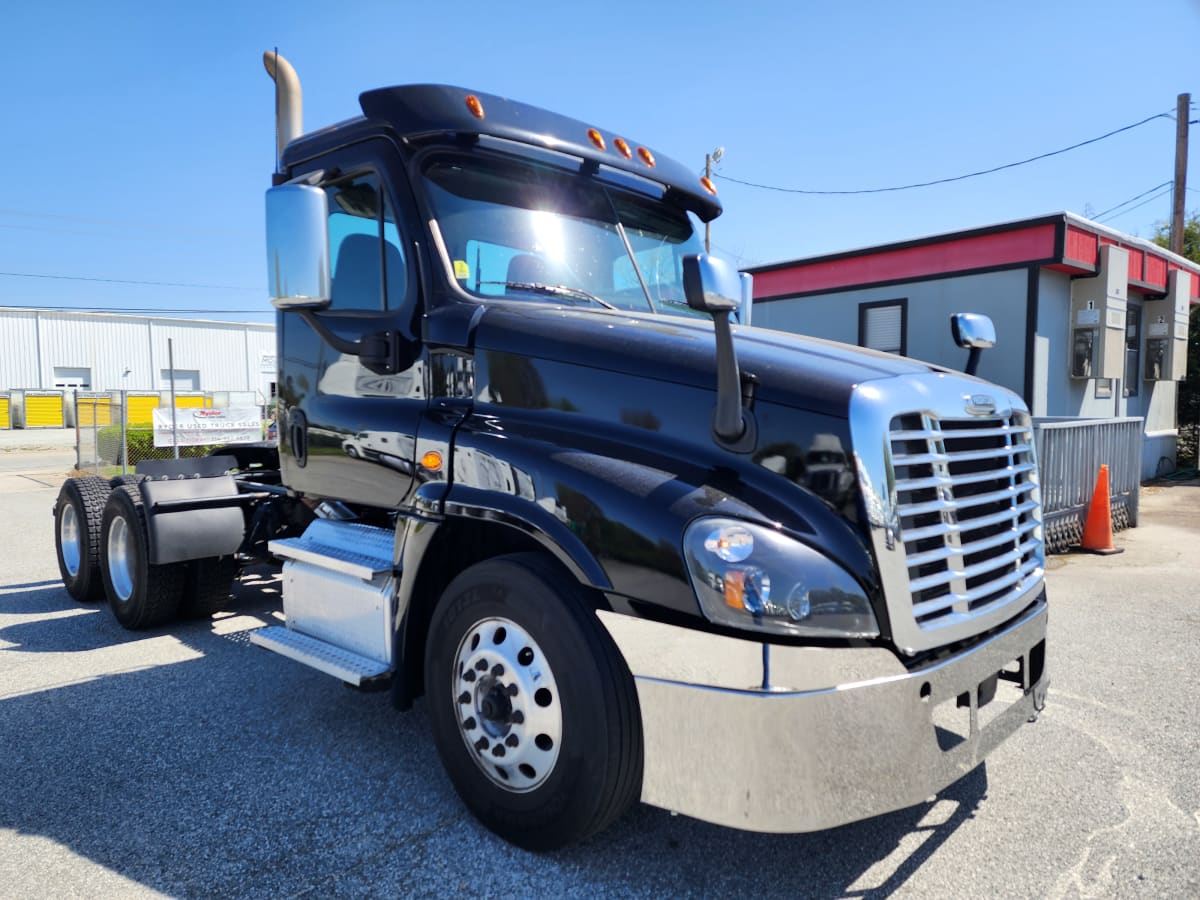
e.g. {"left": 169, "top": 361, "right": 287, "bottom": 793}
{"left": 139, "top": 476, "right": 246, "bottom": 565}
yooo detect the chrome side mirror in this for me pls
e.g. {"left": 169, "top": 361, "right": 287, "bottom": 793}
{"left": 683, "top": 254, "right": 742, "bottom": 314}
{"left": 951, "top": 313, "right": 996, "bottom": 350}
{"left": 266, "top": 183, "right": 331, "bottom": 309}
{"left": 950, "top": 313, "right": 996, "bottom": 376}
{"left": 737, "top": 272, "right": 754, "bottom": 326}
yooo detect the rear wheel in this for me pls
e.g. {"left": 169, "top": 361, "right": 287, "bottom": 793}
{"left": 99, "top": 485, "right": 185, "bottom": 629}
{"left": 54, "top": 477, "right": 111, "bottom": 602}
{"left": 181, "top": 556, "right": 239, "bottom": 618}
{"left": 425, "top": 553, "right": 642, "bottom": 851}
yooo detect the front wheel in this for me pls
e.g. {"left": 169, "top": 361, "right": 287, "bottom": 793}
{"left": 425, "top": 553, "right": 642, "bottom": 851}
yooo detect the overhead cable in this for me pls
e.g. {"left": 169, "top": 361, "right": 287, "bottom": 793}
{"left": 0, "top": 271, "right": 259, "bottom": 292}
{"left": 3, "top": 303, "right": 272, "bottom": 315}
{"left": 1091, "top": 181, "right": 1173, "bottom": 221}
{"left": 1096, "top": 185, "right": 1176, "bottom": 224}
{"left": 715, "top": 112, "right": 1172, "bottom": 195}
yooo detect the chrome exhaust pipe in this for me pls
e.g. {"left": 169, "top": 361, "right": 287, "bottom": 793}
{"left": 263, "top": 50, "right": 302, "bottom": 173}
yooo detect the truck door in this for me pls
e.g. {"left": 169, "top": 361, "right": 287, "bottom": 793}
{"left": 278, "top": 140, "right": 426, "bottom": 508}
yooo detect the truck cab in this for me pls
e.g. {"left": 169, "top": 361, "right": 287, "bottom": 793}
{"left": 53, "top": 53, "right": 1048, "bottom": 851}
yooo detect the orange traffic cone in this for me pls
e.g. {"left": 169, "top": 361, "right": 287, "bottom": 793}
{"left": 1079, "top": 464, "right": 1124, "bottom": 555}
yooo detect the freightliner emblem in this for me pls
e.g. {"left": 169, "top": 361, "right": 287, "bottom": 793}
{"left": 965, "top": 394, "right": 996, "bottom": 416}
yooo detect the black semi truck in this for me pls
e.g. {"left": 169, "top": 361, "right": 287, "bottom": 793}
{"left": 53, "top": 52, "right": 1048, "bottom": 850}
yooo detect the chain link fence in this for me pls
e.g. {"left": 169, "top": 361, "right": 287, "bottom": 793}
{"left": 74, "top": 390, "right": 271, "bottom": 476}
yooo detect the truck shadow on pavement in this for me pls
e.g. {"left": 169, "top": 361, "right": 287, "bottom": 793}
{"left": 0, "top": 572, "right": 988, "bottom": 898}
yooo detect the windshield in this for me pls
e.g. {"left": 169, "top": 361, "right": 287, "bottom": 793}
{"left": 420, "top": 152, "right": 707, "bottom": 317}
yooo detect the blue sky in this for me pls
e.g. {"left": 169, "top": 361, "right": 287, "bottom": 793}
{"left": 2, "top": 0, "right": 1197, "bottom": 321}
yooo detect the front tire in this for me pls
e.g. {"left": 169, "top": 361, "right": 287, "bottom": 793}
{"left": 425, "top": 553, "right": 642, "bottom": 851}
{"left": 99, "top": 485, "right": 185, "bottom": 629}
{"left": 54, "top": 477, "right": 111, "bottom": 602}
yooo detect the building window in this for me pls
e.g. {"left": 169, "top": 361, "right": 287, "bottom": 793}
{"left": 160, "top": 369, "right": 200, "bottom": 391}
{"left": 1123, "top": 304, "right": 1140, "bottom": 398}
{"left": 52, "top": 367, "right": 91, "bottom": 389}
{"left": 858, "top": 299, "right": 907, "bottom": 355}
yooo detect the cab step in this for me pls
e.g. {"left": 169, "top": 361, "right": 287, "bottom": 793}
{"left": 269, "top": 519, "right": 394, "bottom": 580}
{"left": 249, "top": 625, "right": 391, "bottom": 687}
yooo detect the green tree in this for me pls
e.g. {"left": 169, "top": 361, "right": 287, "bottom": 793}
{"left": 1152, "top": 214, "right": 1200, "bottom": 465}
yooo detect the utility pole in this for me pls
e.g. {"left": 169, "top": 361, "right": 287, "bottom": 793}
{"left": 704, "top": 147, "right": 724, "bottom": 254}
{"left": 1171, "top": 92, "right": 1190, "bottom": 255}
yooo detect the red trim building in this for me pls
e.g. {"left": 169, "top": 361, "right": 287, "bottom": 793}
{"left": 749, "top": 213, "right": 1198, "bottom": 478}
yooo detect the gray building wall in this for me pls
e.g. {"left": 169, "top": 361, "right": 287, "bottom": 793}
{"left": 0, "top": 308, "right": 277, "bottom": 404}
{"left": 753, "top": 266, "right": 1182, "bottom": 481}
{"left": 753, "top": 268, "right": 1030, "bottom": 396}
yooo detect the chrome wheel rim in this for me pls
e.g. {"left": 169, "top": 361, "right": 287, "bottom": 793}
{"left": 60, "top": 503, "right": 81, "bottom": 577}
{"left": 453, "top": 616, "right": 562, "bottom": 792}
{"left": 106, "top": 515, "right": 134, "bottom": 602}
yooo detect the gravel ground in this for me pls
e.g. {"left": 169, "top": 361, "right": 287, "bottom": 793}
{"left": 1, "top": 457, "right": 1197, "bottom": 898}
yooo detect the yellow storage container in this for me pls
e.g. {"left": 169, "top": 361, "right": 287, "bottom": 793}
{"left": 77, "top": 395, "right": 113, "bottom": 427}
{"left": 0, "top": 395, "right": 10, "bottom": 429}
{"left": 127, "top": 394, "right": 160, "bottom": 427}
{"left": 24, "top": 392, "right": 65, "bottom": 428}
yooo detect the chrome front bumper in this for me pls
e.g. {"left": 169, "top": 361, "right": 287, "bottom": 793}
{"left": 597, "top": 598, "right": 1047, "bottom": 833}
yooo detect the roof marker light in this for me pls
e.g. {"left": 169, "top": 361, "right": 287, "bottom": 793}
{"left": 700, "top": 176, "right": 718, "bottom": 196}
{"left": 587, "top": 128, "right": 606, "bottom": 151}
{"left": 637, "top": 147, "right": 656, "bottom": 168}
{"left": 613, "top": 138, "right": 632, "bottom": 160}
{"left": 465, "top": 95, "right": 485, "bottom": 119}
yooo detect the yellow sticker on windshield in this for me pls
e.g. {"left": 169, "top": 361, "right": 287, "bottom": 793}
{"left": 453, "top": 260, "right": 470, "bottom": 280}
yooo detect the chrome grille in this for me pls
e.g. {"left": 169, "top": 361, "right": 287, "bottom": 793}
{"left": 889, "top": 412, "right": 1043, "bottom": 631}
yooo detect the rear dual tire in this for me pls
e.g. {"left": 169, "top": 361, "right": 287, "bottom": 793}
{"left": 54, "top": 477, "right": 112, "bottom": 602}
{"left": 100, "top": 485, "right": 185, "bottom": 629}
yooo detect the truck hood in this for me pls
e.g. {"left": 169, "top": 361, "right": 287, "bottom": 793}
{"left": 471, "top": 304, "right": 939, "bottom": 417}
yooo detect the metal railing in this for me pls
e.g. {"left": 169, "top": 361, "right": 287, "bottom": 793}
{"left": 1033, "top": 417, "right": 1143, "bottom": 553}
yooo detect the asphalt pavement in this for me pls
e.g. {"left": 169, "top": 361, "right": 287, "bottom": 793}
{"left": 0, "top": 447, "right": 1197, "bottom": 898}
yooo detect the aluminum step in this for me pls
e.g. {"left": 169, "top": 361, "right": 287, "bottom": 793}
{"left": 249, "top": 625, "right": 391, "bottom": 686}
{"left": 269, "top": 519, "right": 394, "bottom": 580}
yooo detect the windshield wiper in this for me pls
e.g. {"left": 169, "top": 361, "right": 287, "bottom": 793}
{"left": 480, "top": 281, "right": 617, "bottom": 310}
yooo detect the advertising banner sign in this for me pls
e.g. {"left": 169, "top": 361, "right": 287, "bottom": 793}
{"left": 152, "top": 407, "right": 263, "bottom": 447}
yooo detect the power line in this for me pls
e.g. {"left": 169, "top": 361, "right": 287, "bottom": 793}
{"left": 1096, "top": 185, "right": 1175, "bottom": 224}
{"left": 716, "top": 112, "right": 1172, "bottom": 195}
{"left": 1091, "top": 181, "right": 1173, "bottom": 221}
{"left": 0, "top": 271, "right": 260, "bottom": 292}
{"left": 4, "top": 303, "right": 273, "bottom": 315}
{"left": 0, "top": 207, "right": 256, "bottom": 240}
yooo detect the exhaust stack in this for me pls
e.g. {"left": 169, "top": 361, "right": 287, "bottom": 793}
{"left": 263, "top": 50, "right": 302, "bottom": 173}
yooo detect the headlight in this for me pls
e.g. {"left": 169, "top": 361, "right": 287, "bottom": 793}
{"left": 684, "top": 517, "right": 879, "bottom": 639}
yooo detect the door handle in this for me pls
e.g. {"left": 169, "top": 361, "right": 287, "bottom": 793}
{"left": 288, "top": 408, "right": 308, "bottom": 468}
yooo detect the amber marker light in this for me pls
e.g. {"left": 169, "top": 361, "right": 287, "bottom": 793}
{"left": 587, "top": 128, "right": 606, "bottom": 151}
{"left": 421, "top": 450, "right": 444, "bottom": 472}
{"left": 613, "top": 137, "right": 632, "bottom": 159}
{"left": 723, "top": 569, "right": 746, "bottom": 610}
{"left": 700, "top": 176, "right": 718, "bottom": 196}
{"left": 637, "top": 147, "right": 656, "bottom": 167}
{"left": 465, "top": 95, "right": 485, "bottom": 119}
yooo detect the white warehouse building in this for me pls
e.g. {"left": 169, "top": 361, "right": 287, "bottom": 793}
{"left": 0, "top": 307, "right": 277, "bottom": 426}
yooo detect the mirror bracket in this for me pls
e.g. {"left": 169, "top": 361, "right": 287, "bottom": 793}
{"left": 683, "top": 255, "right": 755, "bottom": 451}
{"left": 297, "top": 311, "right": 397, "bottom": 374}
